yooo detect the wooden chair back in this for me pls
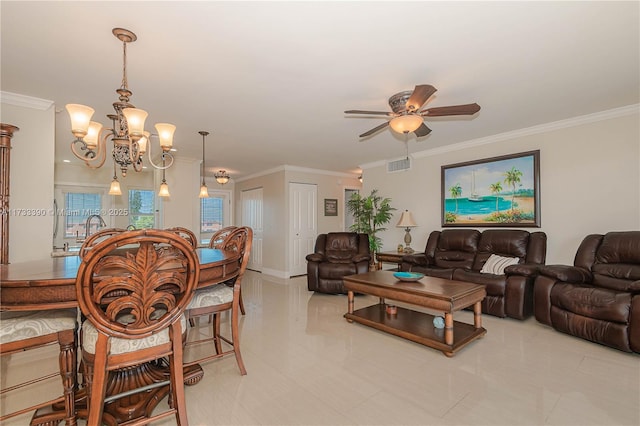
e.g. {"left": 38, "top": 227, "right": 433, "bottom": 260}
{"left": 77, "top": 228, "right": 199, "bottom": 339}
{"left": 208, "top": 226, "right": 238, "bottom": 249}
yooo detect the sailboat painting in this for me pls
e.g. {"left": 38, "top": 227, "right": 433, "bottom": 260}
{"left": 441, "top": 150, "right": 540, "bottom": 227}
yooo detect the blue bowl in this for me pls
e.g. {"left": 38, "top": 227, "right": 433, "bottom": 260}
{"left": 393, "top": 272, "right": 425, "bottom": 282}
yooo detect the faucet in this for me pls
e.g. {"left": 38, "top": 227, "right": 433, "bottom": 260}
{"left": 85, "top": 214, "right": 106, "bottom": 239}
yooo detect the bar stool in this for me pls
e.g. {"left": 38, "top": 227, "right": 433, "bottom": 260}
{"left": 76, "top": 229, "right": 199, "bottom": 425}
{"left": 209, "top": 226, "right": 246, "bottom": 315}
{"left": 185, "top": 226, "right": 252, "bottom": 375}
{"left": 0, "top": 309, "right": 77, "bottom": 425}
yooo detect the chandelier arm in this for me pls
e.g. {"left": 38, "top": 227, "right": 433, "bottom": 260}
{"left": 145, "top": 146, "right": 174, "bottom": 170}
{"left": 70, "top": 129, "right": 108, "bottom": 169}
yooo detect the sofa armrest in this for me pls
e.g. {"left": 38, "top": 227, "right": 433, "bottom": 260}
{"left": 352, "top": 254, "right": 371, "bottom": 263}
{"left": 402, "top": 253, "right": 431, "bottom": 267}
{"left": 504, "top": 263, "right": 540, "bottom": 277}
{"left": 629, "top": 280, "right": 640, "bottom": 294}
{"left": 538, "top": 265, "right": 592, "bottom": 284}
{"left": 306, "top": 253, "right": 325, "bottom": 263}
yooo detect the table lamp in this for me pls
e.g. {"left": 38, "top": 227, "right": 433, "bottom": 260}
{"left": 396, "top": 210, "right": 418, "bottom": 253}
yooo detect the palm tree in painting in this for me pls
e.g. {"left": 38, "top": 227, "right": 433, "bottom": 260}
{"left": 489, "top": 182, "right": 502, "bottom": 212}
{"left": 449, "top": 183, "right": 462, "bottom": 213}
{"left": 503, "top": 167, "right": 523, "bottom": 212}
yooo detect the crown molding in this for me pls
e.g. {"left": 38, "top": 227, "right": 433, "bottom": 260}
{"left": 0, "top": 91, "right": 54, "bottom": 110}
{"left": 234, "top": 164, "right": 356, "bottom": 183}
{"left": 360, "top": 104, "right": 640, "bottom": 170}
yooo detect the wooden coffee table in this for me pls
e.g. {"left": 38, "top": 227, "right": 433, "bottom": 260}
{"left": 343, "top": 271, "right": 487, "bottom": 357}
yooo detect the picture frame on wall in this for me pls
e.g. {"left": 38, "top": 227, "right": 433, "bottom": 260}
{"left": 441, "top": 150, "right": 541, "bottom": 227}
{"left": 324, "top": 199, "right": 338, "bottom": 216}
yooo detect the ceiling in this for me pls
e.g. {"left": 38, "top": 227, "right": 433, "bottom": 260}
{"left": 1, "top": 1, "right": 638, "bottom": 180}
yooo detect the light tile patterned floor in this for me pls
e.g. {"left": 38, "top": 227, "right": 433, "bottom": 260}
{"left": 2, "top": 270, "right": 638, "bottom": 425}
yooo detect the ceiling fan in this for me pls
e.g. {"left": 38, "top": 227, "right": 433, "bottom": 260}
{"left": 345, "top": 84, "right": 480, "bottom": 138}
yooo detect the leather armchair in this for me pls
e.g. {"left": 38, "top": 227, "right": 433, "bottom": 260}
{"left": 306, "top": 232, "right": 371, "bottom": 294}
{"left": 534, "top": 231, "right": 640, "bottom": 353}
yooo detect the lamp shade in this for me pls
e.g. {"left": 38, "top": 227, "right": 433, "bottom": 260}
{"left": 215, "top": 170, "right": 230, "bottom": 185}
{"left": 155, "top": 123, "right": 176, "bottom": 151}
{"left": 108, "top": 179, "right": 122, "bottom": 196}
{"left": 158, "top": 182, "right": 170, "bottom": 197}
{"left": 199, "top": 184, "right": 209, "bottom": 198}
{"left": 396, "top": 210, "right": 417, "bottom": 228}
{"left": 84, "top": 121, "right": 103, "bottom": 149}
{"left": 122, "top": 108, "right": 148, "bottom": 138}
{"left": 66, "top": 104, "right": 95, "bottom": 137}
{"left": 389, "top": 115, "right": 423, "bottom": 134}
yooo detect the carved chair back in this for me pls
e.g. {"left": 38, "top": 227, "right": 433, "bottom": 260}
{"left": 209, "top": 226, "right": 238, "bottom": 249}
{"left": 79, "top": 227, "right": 126, "bottom": 259}
{"left": 76, "top": 229, "right": 199, "bottom": 339}
{"left": 165, "top": 226, "right": 198, "bottom": 249}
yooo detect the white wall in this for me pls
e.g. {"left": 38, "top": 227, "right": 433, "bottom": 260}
{"left": 362, "top": 109, "right": 640, "bottom": 265}
{"left": 2, "top": 100, "right": 55, "bottom": 263}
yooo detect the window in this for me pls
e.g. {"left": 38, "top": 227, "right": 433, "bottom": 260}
{"left": 129, "top": 189, "right": 155, "bottom": 229}
{"left": 201, "top": 196, "right": 225, "bottom": 233}
{"left": 64, "top": 192, "right": 102, "bottom": 238}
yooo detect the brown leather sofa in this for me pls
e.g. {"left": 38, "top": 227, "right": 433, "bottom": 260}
{"left": 534, "top": 231, "right": 640, "bottom": 353}
{"left": 401, "top": 229, "right": 547, "bottom": 319}
{"left": 306, "top": 232, "right": 371, "bottom": 294}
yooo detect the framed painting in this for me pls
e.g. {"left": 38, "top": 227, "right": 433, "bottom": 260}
{"left": 324, "top": 199, "right": 338, "bottom": 216}
{"left": 441, "top": 150, "right": 540, "bottom": 227}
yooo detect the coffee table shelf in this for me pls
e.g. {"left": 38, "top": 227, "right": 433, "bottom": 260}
{"left": 345, "top": 304, "right": 486, "bottom": 355}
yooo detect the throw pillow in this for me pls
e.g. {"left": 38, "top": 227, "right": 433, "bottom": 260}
{"left": 480, "top": 254, "right": 520, "bottom": 275}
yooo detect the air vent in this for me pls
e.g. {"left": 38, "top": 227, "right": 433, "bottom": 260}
{"left": 387, "top": 157, "right": 411, "bottom": 173}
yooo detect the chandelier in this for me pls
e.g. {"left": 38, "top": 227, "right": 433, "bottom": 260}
{"left": 65, "top": 28, "right": 175, "bottom": 181}
{"left": 215, "top": 170, "right": 230, "bottom": 185}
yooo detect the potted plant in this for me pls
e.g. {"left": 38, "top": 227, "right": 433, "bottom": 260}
{"left": 347, "top": 189, "right": 396, "bottom": 258}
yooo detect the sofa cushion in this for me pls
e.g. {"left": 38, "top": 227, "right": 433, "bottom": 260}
{"left": 550, "top": 283, "right": 631, "bottom": 323}
{"left": 453, "top": 269, "right": 505, "bottom": 296}
{"left": 480, "top": 254, "right": 520, "bottom": 275}
{"left": 433, "top": 229, "right": 480, "bottom": 269}
{"left": 472, "top": 230, "right": 529, "bottom": 270}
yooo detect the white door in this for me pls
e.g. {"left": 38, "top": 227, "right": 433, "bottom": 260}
{"left": 241, "top": 188, "right": 263, "bottom": 272}
{"left": 289, "top": 183, "right": 317, "bottom": 277}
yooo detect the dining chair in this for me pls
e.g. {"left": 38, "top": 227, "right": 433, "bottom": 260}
{"left": 75, "top": 229, "right": 200, "bottom": 425}
{"left": 79, "top": 227, "right": 126, "bottom": 258}
{"left": 208, "top": 226, "right": 246, "bottom": 315}
{"left": 166, "top": 226, "right": 199, "bottom": 249}
{"left": 0, "top": 309, "right": 77, "bottom": 425}
{"left": 184, "top": 226, "right": 252, "bottom": 375}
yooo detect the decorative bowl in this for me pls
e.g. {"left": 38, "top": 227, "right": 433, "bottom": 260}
{"left": 393, "top": 272, "right": 425, "bottom": 282}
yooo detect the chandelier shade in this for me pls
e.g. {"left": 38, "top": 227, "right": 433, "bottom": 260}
{"left": 65, "top": 27, "right": 175, "bottom": 193}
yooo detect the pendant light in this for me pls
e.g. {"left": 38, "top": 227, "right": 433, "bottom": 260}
{"left": 158, "top": 155, "right": 170, "bottom": 197}
{"left": 108, "top": 159, "right": 122, "bottom": 195}
{"left": 199, "top": 131, "right": 209, "bottom": 198}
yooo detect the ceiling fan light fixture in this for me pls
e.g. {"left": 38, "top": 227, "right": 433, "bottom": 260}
{"left": 389, "top": 114, "right": 423, "bottom": 134}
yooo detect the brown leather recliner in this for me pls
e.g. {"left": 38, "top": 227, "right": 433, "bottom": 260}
{"left": 534, "top": 231, "right": 640, "bottom": 353}
{"left": 401, "top": 229, "right": 547, "bottom": 319}
{"left": 306, "top": 232, "right": 371, "bottom": 294}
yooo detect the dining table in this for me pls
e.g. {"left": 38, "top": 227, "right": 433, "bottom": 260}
{"left": 0, "top": 247, "right": 241, "bottom": 425}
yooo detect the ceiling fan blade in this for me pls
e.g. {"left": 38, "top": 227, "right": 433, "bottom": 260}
{"left": 405, "top": 85, "right": 437, "bottom": 111}
{"left": 359, "top": 121, "right": 390, "bottom": 138}
{"left": 345, "top": 110, "right": 393, "bottom": 116}
{"left": 413, "top": 123, "right": 432, "bottom": 137}
{"left": 421, "top": 103, "right": 481, "bottom": 117}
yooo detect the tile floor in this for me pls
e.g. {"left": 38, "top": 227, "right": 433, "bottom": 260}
{"left": 1, "top": 270, "right": 638, "bottom": 425}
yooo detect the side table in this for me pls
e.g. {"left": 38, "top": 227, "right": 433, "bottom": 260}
{"left": 375, "top": 251, "right": 422, "bottom": 271}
